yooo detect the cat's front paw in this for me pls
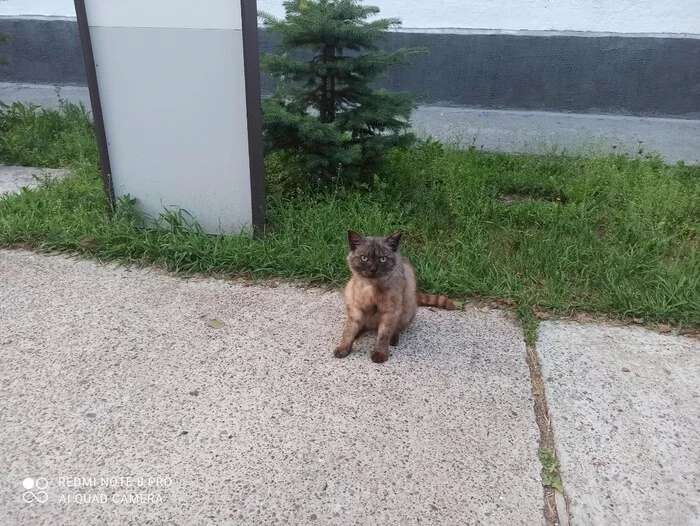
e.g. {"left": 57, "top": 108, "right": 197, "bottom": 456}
{"left": 371, "top": 349, "right": 389, "bottom": 363}
{"left": 334, "top": 345, "right": 351, "bottom": 358}
{"left": 390, "top": 332, "right": 400, "bottom": 346}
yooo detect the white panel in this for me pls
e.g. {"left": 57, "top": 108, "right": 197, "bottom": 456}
{"left": 256, "top": 0, "right": 700, "bottom": 35}
{"left": 84, "top": 0, "right": 241, "bottom": 30}
{"left": 0, "top": 0, "right": 75, "bottom": 17}
{"left": 1, "top": 0, "right": 699, "bottom": 34}
{"left": 91, "top": 26, "right": 252, "bottom": 234}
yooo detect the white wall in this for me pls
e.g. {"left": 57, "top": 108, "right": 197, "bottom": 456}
{"left": 0, "top": 0, "right": 698, "bottom": 34}
{"left": 0, "top": 0, "right": 75, "bottom": 18}
{"left": 258, "top": 0, "right": 700, "bottom": 35}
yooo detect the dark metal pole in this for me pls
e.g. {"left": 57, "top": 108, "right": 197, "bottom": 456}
{"left": 240, "top": 0, "right": 267, "bottom": 234}
{"left": 73, "top": 0, "right": 116, "bottom": 215}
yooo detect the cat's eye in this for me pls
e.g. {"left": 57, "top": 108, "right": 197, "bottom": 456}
{"left": 360, "top": 256, "right": 368, "bottom": 261}
{"left": 379, "top": 257, "right": 387, "bottom": 262}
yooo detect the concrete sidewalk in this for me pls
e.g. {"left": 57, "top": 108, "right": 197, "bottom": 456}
{"left": 0, "top": 165, "right": 66, "bottom": 196}
{"left": 0, "top": 250, "right": 542, "bottom": 525}
{"left": 413, "top": 106, "right": 700, "bottom": 165}
{"left": 2, "top": 81, "right": 699, "bottom": 164}
{"left": 1, "top": 249, "right": 699, "bottom": 526}
{"left": 539, "top": 323, "right": 700, "bottom": 526}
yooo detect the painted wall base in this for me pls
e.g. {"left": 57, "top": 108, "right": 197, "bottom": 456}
{"left": 0, "top": 18, "right": 698, "bottom": 117}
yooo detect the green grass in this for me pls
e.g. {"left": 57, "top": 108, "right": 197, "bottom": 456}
{"left": 0, "top": 99, "right": 98, "bottom": 167}
{"left": 1, "top": 103, "right": 698, "bottom": 327}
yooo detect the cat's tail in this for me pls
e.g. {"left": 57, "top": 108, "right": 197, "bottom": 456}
{"left": 416, "top": 293, "right": 456, "bottom": 310}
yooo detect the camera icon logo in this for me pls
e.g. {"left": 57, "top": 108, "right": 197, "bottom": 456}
{"left": 22, "top": 477, "right": 48, "bottom": 503}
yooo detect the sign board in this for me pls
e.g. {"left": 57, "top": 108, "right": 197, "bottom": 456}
{"left": 74, "top": 0, "right": 265, "bottom": 234}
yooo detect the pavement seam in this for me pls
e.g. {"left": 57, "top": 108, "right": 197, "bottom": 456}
{"left": 524, "top": 338, "right": 571, "bottom": 526}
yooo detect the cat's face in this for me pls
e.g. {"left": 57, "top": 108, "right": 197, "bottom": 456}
{"left": 346, "top": 231, "right": 402, "bottom": 279}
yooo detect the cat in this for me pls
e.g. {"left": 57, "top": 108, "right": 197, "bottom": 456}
{"left": 334, "top": 230, "right": 455, "bottom": 363}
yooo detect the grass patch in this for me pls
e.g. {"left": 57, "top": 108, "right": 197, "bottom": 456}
{"left": 0, "top": 99, "right": 98, "bottom": 167}
{"left": 1, "top": 103, "right": 698, "bottom": 327}
{"left": 521, "top": 312, "right": 540, "bottom": 347}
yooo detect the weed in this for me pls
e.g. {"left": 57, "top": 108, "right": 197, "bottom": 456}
{"left": 0, "top": 99, "right": 98, "bottom": 167}
{"left": 538, "top": 446, "right": 564, "bottom": 493}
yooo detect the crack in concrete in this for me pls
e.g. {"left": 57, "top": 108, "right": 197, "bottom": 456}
{"left": 524, "top": 340, "right": 571, "bottom": 526}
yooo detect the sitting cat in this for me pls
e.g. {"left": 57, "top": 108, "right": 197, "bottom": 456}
{"left": 334, "top": 230, "right": 455, "bottom": 363}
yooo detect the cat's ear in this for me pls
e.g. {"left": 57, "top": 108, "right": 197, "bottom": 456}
{"left": 385, "top": 231, "right": 403, "bottom": 252}
{"left": 347, "top": 230, "right": 363, "bottom": 251}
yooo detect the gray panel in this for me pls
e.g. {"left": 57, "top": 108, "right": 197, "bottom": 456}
{"left": 259, "top": 31, "right": 700, "bottom": 118}
{"left": 1, "top": 18, "right": 699, "bottom": 117}
{"left": 377, "top": 33, "right": 700, "bottom": 117}
{"left": 0, "top": 18, "right": 86, "bottom": 85}
{"left": 90, "top": 26, "right": 252, "bottom": 234}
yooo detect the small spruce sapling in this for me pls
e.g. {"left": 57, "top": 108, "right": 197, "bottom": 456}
{"left": 259, "top": 0, "right": 426, "bottom": 185}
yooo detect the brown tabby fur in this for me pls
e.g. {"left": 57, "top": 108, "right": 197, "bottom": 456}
{"left": 334, "top": 230, "right": 455, "bottom": 363}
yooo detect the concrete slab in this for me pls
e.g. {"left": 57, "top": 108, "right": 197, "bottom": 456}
{"left": 538, "top": 322, "right": 700, "bottom": 526}
{"left": 0, "top": 82, "right": 89, "bottom": 110}
{"left": 2, "top": 81, "right": 699, "bottom": 165}
{"left": 0, "top": 250, "right": 542, "bottom": 525}
{"left": 0, "top": 165, "right": 67, "bottom": 196}
{"left": 413, "top": 106, "right": 700, "bottom": 165}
